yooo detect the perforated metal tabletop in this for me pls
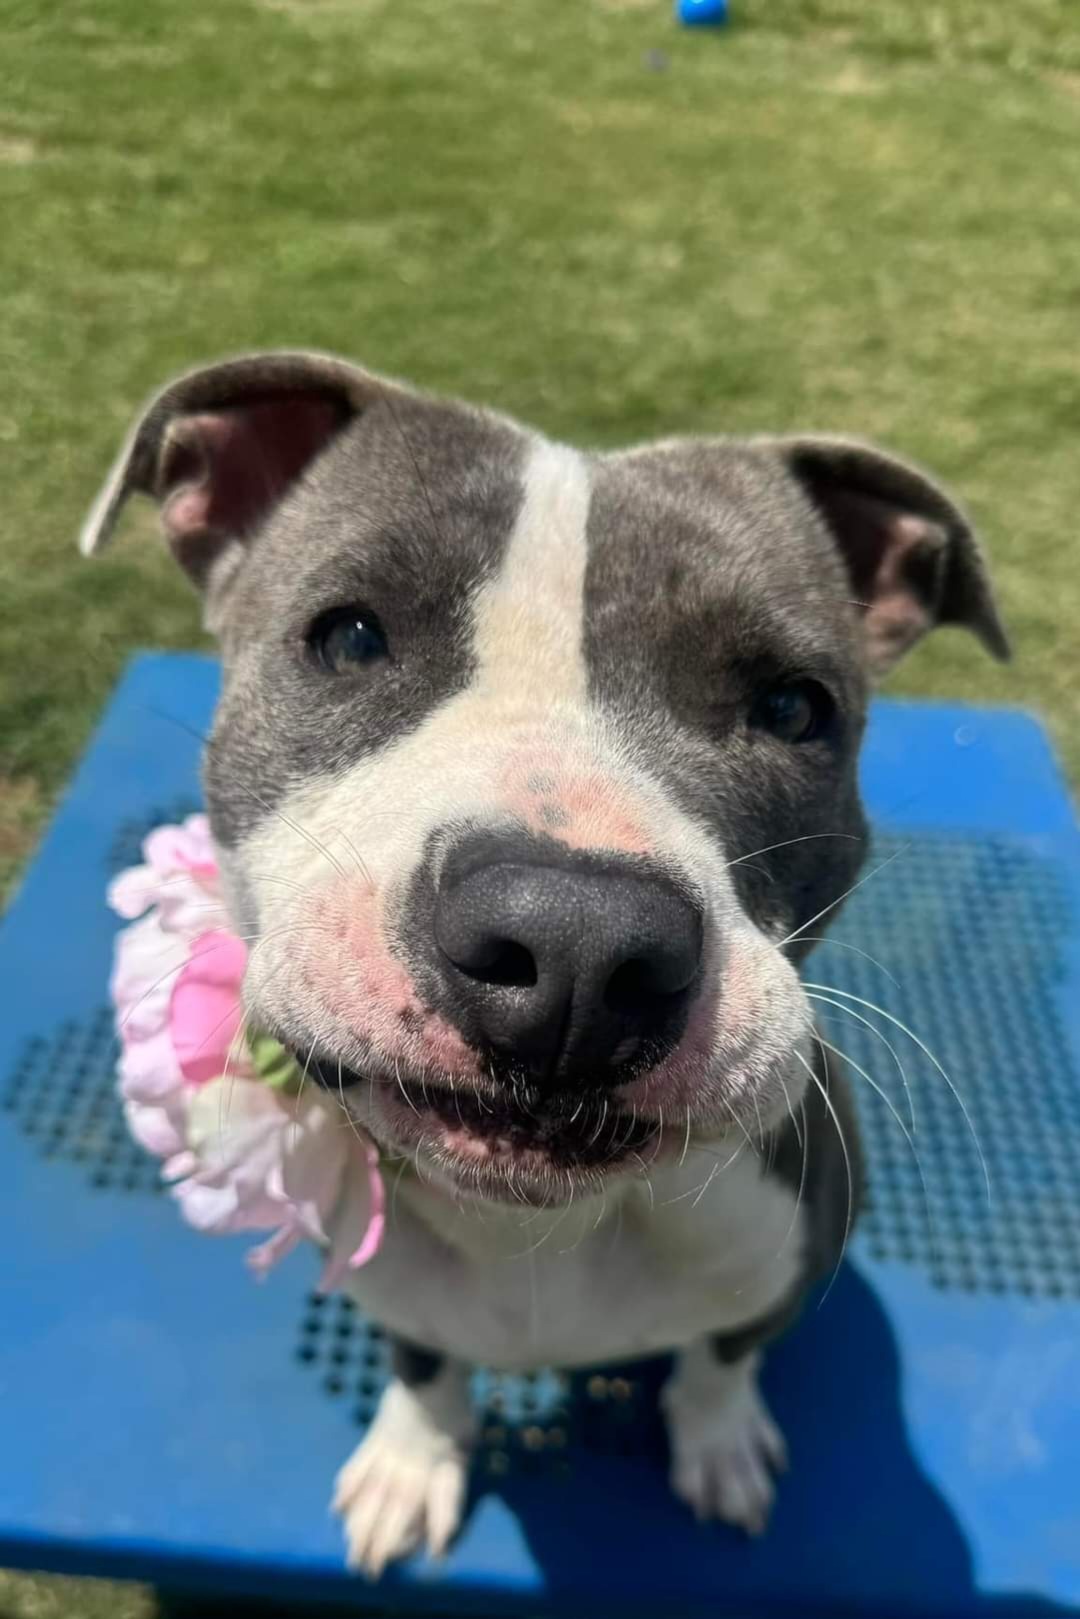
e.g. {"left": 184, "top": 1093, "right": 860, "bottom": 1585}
{"left": 3, "top": 653, "right": 1080, "bottom": 1615}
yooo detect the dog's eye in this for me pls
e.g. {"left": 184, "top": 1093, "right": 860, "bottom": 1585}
{"left": 749, "top": 679, "right": 833, "bottom": 743}
{"left": 309, "top": 608, "right": 389, "bottom": 673}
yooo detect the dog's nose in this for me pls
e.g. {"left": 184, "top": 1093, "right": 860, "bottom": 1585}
{"left": 432, "top": 836, "right": 703, "bottom": 1086}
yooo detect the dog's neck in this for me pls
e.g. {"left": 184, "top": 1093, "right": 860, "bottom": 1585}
{"left": 388, "top": 1135, "right": 775, "bottom": 1272}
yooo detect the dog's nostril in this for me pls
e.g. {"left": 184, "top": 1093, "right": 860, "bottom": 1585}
{"left": 441, "top": 929, "right": 540, "bottom": 990}
{"left": 604, "top": 957, "right": 681, "bottom": 1014}
{"left": 463, "top": 939, "right": 538, "bottom": 990}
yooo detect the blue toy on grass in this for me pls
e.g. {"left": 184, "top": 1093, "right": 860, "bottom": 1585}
{"left": 677, "top": 0, "right": 729, "bottom": 25}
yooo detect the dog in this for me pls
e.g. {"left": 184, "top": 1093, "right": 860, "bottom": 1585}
{"left": 81, "top": 351, "right": 1008, "bottom": 1574}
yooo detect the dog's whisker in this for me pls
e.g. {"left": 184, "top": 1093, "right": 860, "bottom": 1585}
{"left": 690, "top": 1156, "right": 722, "bottom": 1210}
{"left": 336, "top": 1058, "right": 369, "bottom": 1148}
{"left": 807, "top": 989, "right": 916, "bottom": 1134}
{"left": 813, "top": 1028, "right": 941, "bottom": 1269}
{"left": 678, "top": 1105, "right": 692, "bottom": 1168}
{"left": 778, "top": 1073, "right": 802, "bottom": 1152}
{"left": 796, "top": 935, "right": 902, "bottom": 991}
{"left": 725, "top": 832, "right": 862, "bottom": 870}
{"left": 771, "top": 1092, "right": 810, "bottom": 1266}
{"left": 328, "top": 825, "right": 374, "bottom": 887}
{"left": 505, "top": 1168, "right": 530, "bottom": 1208}
{"left": 813, "top": 1031, "right": 912, "bottom": 1150}
{"left": 292, "top": 1035, "right": 319, "bottom": 1119}
{"left": 630, "top": 1151, "right": 656, "bottom": 1212}
{"left": 587, "top": 1099, "right": 609, "bottom": 1148}
{"left": 411, "top": 1138, "right": 434, "bottom": 1190}
{"left": 393, "top": 1056, "right": 420, "bottom": 1116}
{"left": 517, "top": 1197, "right": 576, "bottom": 1259}
{"left": 390, "top": 1157, "right": 411, "bottom": 1226}
{"left": 661, "top": 1134, "right": 746, "bottom": 1205}
{"left": 804, "top": 981, "right": 990, "bottom": 1203}
{"left": 779, "top": 845, "right": 909, "bottom": 949}
{"left": 237, "top": 784, "right": 350, "bottom": 881}
{"left": 188, "top": 1000, "right": 252, "bottom": 1067}
{"left": 793, "top": 1047, "right": 853, "bottom": 1305}
{"left": 215, "top": 1004, "right": 256, "bottom": 1144}
{"left": 723, "top": 1098, "right": 758, "bottom": 1157}
{"left": 147, "top": 708, "right": 350, "bottom": 885}
{"left": 749, "top": 1084, "right": 765, "bottom": 1155}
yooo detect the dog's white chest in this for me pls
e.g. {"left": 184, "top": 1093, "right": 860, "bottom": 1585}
{"left": 341, "top": 1147, "right": 805, "bottom": 1368}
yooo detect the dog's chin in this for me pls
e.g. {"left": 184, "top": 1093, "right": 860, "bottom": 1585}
{"left": 338, "top": 1067, "right": 661, "bottom": 1208}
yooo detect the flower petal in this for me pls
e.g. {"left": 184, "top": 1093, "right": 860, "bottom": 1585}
{"left": 108, "top": 865, "right": 158, "bottom": 921}
{"left": 246, "top": 1226, "right": 304, "bottom": 1279}
{"left": 320, "top": 1138, "right": 387, "bottom": 1289}
{"left": 118, "top": 1027, "right": 184, "bottom": 1101}
{"left": 142, "top": 815, "right": 216, "bottom": 878}
{"left": 111, "top": 914, "right": 189, "bottom": 1039}
{"left": 169, "top": 930, "right": 248, "bottom": 1085}
{"left": 109, "top": 823, "right": 386, "bottom": 1298}
{"left": 123, "top": 1097, "right": 188, "bottom": 1159}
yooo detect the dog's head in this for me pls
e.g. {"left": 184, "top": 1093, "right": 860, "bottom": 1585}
{"left": 83, "top": 352, "right": 1007, "bottom": 1204}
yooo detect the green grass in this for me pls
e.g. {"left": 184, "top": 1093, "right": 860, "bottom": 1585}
{"left": 1, "top": 0, "right": 1078, "bottom": 1607}
{"left": 3, "top": 0, "right": 1080, "bottom": 909}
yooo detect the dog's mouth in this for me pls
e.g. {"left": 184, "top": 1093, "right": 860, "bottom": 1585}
{"left": 312, "top": 1056, "right": 659, "bottom": 1200}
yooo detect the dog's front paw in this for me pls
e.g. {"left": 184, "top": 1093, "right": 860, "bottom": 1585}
{"left": 333, "top": 1371, "right": 475, "bottom": 1576}
{"left": 668, "top": 1379, "right": 787, "bottom": 1535}
{"left": 662, "top": 1344, "right": 787, "bottom": 1537}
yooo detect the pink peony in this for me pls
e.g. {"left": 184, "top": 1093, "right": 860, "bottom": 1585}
{"left": 108, "top": 814, "right": 384, "bottom": 1282}
{"left": 170, "top": 930, "right": 249, "bottom": 1086}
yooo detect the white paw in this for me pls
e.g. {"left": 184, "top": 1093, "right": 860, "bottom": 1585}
{"left": 662, "top": 1346, "right": 788, "bottom": 1537}
{"left": 332, "top": 1374, "right": 475, "bottom": 1577}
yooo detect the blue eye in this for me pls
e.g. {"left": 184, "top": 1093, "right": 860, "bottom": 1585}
{"left": 310, "top": 608, "right": 389, "bottom": 673}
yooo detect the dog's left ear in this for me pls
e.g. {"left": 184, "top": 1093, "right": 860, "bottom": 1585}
{"left": 767, "top": 435, "right": 1010, "bottom": 675}
{"left": 78, "top": 351, "right": 381, "bottom": 593}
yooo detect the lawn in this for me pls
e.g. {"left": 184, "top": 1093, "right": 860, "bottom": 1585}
{"left": 1, "top": 0, "right": 1078, "bottom": 1609}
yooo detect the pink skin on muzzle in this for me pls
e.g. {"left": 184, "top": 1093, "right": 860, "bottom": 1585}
{"left": 299, "top": 881, "right": 482, "bottom": 1080}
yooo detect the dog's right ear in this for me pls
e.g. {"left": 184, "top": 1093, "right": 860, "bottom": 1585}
{"left": 763, "top": 434, "right": 1010, "bottom": 675}
{"left": 79, "top": 351, "right": 384, "bottom": 594}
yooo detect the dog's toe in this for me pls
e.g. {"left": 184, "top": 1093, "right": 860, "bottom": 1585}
{"left": 336, "top": 1441, "right": 470, "bottom": 1576}
{"left": 671, "top": 1403, "right": 784, "bottom": 1534}
{"left": 333, "top": 1376, "right": 473, "bottom": 1577}
{"left": 663, "top": 1345, "right": 788, "bottom": 1538}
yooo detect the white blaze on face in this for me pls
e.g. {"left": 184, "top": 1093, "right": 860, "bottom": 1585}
{"left": 471, "top": 440, "right": 591, "bottom": 706}
{"left": 230, "top": 433, "right": 811, "bottom": 1130}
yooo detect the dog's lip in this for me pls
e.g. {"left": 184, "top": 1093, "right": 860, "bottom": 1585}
{"left": 304, "top": 1052, "right": 658, "bottom": 1173}
{"left": 307, "top": 1052, "right": 365, "bottom": 1092}
{"left": 295, "top": 1047, "right": 659, "bottom": 1194}
{"left": 386, "top": 1076, "right": 657, "bottom": 1169}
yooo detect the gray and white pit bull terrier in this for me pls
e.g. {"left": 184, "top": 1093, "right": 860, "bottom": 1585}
{"left": 81, "top": 352, "right": 1008, "bottom": 1574}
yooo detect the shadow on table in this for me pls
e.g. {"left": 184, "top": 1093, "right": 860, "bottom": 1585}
{"left": 482, "top": 1263, "right": 1076, "bottom": 1618}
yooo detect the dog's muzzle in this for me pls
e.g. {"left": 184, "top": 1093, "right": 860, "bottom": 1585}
{"left": 412, "top": 829, "right": 704, "bottom": 1091}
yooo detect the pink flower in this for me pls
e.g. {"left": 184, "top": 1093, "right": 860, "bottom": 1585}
{"left": 108, "top": 816, "right": 384, "bottom": 1281}
{"left": 109, "top": 813, "right": 226, "bottom": 936}
{"left": 170, "top": 930, "right": 248, "bottom": 1085}
{"left": 176, "top": 1078, "right": 385, "bottom": 1288}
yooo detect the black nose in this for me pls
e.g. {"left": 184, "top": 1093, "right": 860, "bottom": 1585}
{"left": 432, "top": 835, "right": 703, "bottom": 1087}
